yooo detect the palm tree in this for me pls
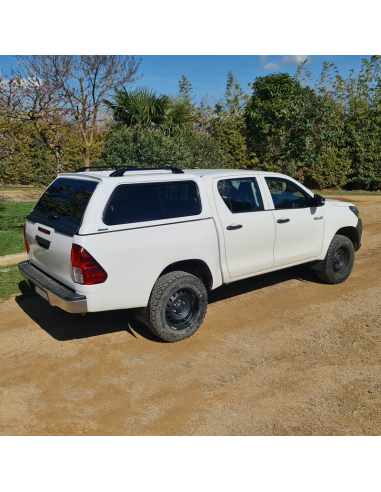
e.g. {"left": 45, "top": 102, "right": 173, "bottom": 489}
{"left": 104, "top": 86, "right": 193, "bottom": 131}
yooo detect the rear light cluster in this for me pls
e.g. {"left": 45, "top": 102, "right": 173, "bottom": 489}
{"left": 71, "top": 244, "right": 108, "bottom": 285}
{"left": 24, "top": 224, "right": 30, "bottom": 254}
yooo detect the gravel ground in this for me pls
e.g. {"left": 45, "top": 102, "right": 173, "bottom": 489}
{"left": 0, "top": 195, "right": 380, "bottom": 435}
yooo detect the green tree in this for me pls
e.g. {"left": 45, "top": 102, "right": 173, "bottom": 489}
{"left": 341, "top": 57, "right": 381, "bottom": 189}
{"left": 245, "top": 73, "right": 341, "bottom": 179}
{"left": 211, "top": 72, "right": 255, "bottom": 169}
{"left": 96, "top": 125, "right": 228, "bottom": 170}
{"left": 178, "top": 75, "right": 195, "bottom": 106}
{"left": 105, "top": 86, "right": 192, "bottom": 133}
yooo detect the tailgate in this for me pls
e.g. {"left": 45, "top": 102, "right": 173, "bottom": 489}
{"left": 25, "top": 221, "right": 75, "bottom": 287}
{"left": 25, "top": 176, "right": 99, "bottom": 288}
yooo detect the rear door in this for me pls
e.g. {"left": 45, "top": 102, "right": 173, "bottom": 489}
{"left": 262, "top": 176, "right": 324, "bottom": 268}
{"left": 213, "top": 176, "right": 276, "bottom": 279}
{"left": 25, "top": 177, "right": 98, "bottom": 287}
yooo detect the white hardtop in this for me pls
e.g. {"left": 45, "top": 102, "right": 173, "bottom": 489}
{"left": 61, "top": 168, "right": 287, "bottom": 184}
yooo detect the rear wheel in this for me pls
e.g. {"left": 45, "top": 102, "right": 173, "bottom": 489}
{"left": 315, "top": 234, "right": 355, "bottom": 284}
{"left": 146, "top": 271, "right": 208, "bottom": 342}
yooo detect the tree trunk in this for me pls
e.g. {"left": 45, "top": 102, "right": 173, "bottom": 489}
{"left": 83, "top": 146, "right": 90, "bottom": 171}
{"left": 281, "top": 162, "right": 288, "bottom": 175}
{"left": 55, "top": 149, "right": 63, "bottom": 176}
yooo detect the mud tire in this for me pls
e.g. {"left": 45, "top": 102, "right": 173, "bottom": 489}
{"left": 146, "top": 271, "right": 208, "bottom": 342}
{"left": 315, "top": 234, "right": 355, "bottom": 285}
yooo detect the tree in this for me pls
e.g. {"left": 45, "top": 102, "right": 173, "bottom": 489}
{"left": 17, "top": 55, "right": 141, "bottom": 168}
{"left": 295, "top": 56, "right": 381, "bottom": 189}
{"left": 340, "top": 56, "right": 381, "bottom": 189}
{"left": 96, "top": 125, "right": 228, "bottom": 170}
{"left": 245, "top": 73, "right": 341, "bottom": 177}
{"left": 0, "top": 71, "right": 72, "bottom": 175}
{"left": 211, "top": 72, "right": 254, "bottom": 169}
{"left": 178, "top": 75, "right": 195, "bottom": 106}
{"left": 105, "top": 86, "right": 192, "bottom": 132}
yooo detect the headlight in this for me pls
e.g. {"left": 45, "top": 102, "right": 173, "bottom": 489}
{"left": 349, "top": 206, "right": 359, "bottom": 217}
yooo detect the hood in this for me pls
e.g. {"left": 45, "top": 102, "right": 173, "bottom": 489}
{"left": 325, "top": 198, "right": 354, "bottom": 207}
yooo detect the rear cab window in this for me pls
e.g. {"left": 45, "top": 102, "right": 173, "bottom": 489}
{"left": 217, "top": 177, "right": 264, "bottom": 213}
{"left": 103, "top": 180, "right": 202, "bottom": 226}
{"left": 27, "top": 178, "right": 98, "bottom": 236}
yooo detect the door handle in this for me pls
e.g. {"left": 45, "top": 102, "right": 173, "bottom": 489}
{"left": 277, "top": 218, "right": 290, "bottom": 224}
{"left": 226, "top": 224, "right": 243, "bottom": 230}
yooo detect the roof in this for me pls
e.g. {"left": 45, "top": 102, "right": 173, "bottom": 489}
{"left": 63, "top": 168, "right": 285, "bottom": 181}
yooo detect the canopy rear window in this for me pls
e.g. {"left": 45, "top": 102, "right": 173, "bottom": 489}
{"left": 27, "top": 178, "right": 98, "bottom": 236}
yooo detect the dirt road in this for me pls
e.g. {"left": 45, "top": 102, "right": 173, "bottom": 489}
{"left": 1, "top": 195, "right": 381, "bottom": 435}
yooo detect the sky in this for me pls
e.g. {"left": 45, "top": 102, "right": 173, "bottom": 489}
{"left": 0, "top": 55, "right": 371, "bottom": 104}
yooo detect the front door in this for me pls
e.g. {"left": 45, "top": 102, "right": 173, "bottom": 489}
{"left": 213, "top": 176, "right": 276, "bottom": 279}
{"left": 263, "top": 177, "right": 324, "bottom": 268}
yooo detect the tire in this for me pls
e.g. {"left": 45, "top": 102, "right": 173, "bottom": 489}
{"left": 315, "top": 234, "right": 355, "bottom": 285}
{"left": 146, "top": 271, "right": 208, "bottom": 342}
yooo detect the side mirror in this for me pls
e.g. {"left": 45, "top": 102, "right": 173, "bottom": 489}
{"left": 312, "top": 194, "right": 325, "bottom": 207}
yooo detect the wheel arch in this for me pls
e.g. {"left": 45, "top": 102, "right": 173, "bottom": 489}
{"left": 159, "top": 259, "right": 214, "bottom": 291}
{"left": 335, "top": 226, "right": 360, "bottom": 251}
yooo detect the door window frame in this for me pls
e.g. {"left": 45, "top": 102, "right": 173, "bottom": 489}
{"left": 261, "top": 176, "right": 313, "bottom": 211}
{"left": 215, "top": 175, "right": 271, "bottom": 214}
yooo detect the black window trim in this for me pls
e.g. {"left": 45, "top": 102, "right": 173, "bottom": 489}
{"left": 217, "top": 177, "right": 265, "bottom": 214}
{"left": 264, "top": 176, "right": 312, "bottom": 211}
{"left": 102, "top": 180, "right": 203, "bottom": 226}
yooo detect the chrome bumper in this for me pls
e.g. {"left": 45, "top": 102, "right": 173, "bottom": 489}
{"left": 18, "top": 260, "right": 87, "bottom": 314}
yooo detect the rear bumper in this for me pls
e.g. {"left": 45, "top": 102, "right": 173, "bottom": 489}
{"left": 18, "top": 260, "right": 87, "bottom": 314}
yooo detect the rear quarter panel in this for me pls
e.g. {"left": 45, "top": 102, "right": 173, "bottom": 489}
{"left": 73, "top": 219, "right": 221, "bottom": 312}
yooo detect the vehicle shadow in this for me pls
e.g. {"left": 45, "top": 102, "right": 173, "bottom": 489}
{"left": 16, "top": 264, "right": 321, "bottom": 343}
{"left": 15, "top": 295, "right": 164, "bottom": 343}
{"left": 208, "top": 263, "right": 320, "bottom": 304}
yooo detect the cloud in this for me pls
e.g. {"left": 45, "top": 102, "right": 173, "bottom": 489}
{"left": 263, "top": 62, "right": 280, "bottom": 71}
{"left": 258, "top": 55, "right": 267, "bottom": 65}
{"left": 281, "top": 55, "right": 311, "bottom": 66}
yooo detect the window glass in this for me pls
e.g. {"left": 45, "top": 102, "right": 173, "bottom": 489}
{"left": 103, "top": 181, "right": 202, "bottom": 225}
{"left": 27, "top": 178, "right": 98, "bottom": 236}
{"left": 157, "top": 181, "right": 201, "bottom": 218}
{"left": 217, "top": 178, "right": 264, "bottom": 213}
{"left": 265, "top": 178, "right": 309, "bottom": 209}
{"left": 103, "top": 185, "right": 163, "bottom": 225}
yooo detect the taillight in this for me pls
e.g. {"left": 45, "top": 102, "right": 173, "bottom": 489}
{"left": 71, "top": 244, "right": 108, "bottom": 285}
{"left": 24, "top": 224, "right": 30, "bottom": 254}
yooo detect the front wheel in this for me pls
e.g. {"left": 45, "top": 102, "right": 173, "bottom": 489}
{"left": 146, "top": 271, "right": 208, "bottom": 342}
{"left": 315, "top": 234, "right": 355, "bottom": 285}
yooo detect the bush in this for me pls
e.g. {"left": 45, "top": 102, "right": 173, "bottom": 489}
{"left": 302, "top": 147, "right": 351, "bottom": 190}
{"left": 97, "top": 125, "right": 228, "bottom": 170}
{"left": 0, "top": 121, "right": 106, "bottom": 186}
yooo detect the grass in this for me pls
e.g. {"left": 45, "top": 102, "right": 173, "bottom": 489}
{"left": 0, "top": 185, "right": 44, "bottom": 191}
{"left": 313, "top": 190, "right": 381, "bottom": 196}
{"left": 0, "top": 265, "right": 35, "bottom": 301}
{"left": 0, "top": 201, "right": 37, "bottom": 256}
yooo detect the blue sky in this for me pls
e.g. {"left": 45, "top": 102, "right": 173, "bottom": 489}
{"left": 0, "top": 55, "right": 371, "bottom": 103}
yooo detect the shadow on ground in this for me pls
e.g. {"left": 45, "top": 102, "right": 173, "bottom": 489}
{"left": 16, "top": 263, "right": 321, "bottom": 343}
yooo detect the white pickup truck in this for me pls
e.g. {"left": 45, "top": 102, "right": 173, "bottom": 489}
{"left": 19, "top": 166, "right": 362, "bottom": 342}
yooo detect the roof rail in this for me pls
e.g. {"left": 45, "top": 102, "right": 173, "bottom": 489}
{"left": 74, "top": 165, "right": 133, "bottom": 173}
{"left": 74, "top": 165, "right": 184, "bottom": 176}
{"left": 109, "top": 166, "right": 184, "bottom": 177}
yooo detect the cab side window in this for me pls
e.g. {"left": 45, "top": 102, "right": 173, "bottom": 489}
{"left": 265, "top": 178, "right": 309, "bottom": 210}
{"left": 218, "top": 178, "right": 264, "bottom": 213}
